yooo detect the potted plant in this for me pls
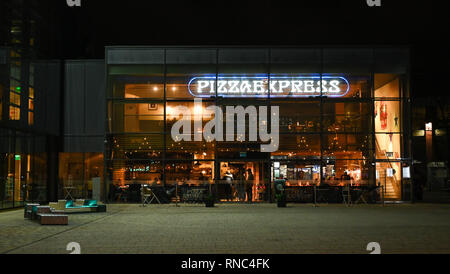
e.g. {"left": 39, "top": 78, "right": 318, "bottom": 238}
{"left": 275, "top": 193, "right": 287, "bottom": 208}
{"left": 204, "top": 194, "right": 215, "bottom": 208}
{"left": 274, "top": 178, "right": 287, "bottom": 208}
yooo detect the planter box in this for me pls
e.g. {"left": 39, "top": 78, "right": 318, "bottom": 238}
{"left": 205, "top": 201, "right": 215, "bottom": 208}
{"left": 277, "top": 200, "right": 287, "bottom": 208}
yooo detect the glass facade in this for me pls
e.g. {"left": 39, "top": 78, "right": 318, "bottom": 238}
{"left": 1, "top": 47, "right": 410, "bottom": 208}
{"left": 105, "top": 47, "right": 411, "bottom": 203}
{"left": 0, "top": 47, "right": 59, "bottom": 210}
{"left": 0, "top": 129, "right": 48, "bottom": 209}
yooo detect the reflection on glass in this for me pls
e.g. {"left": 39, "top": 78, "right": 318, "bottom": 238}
{"left": 276, "top": 101, "right": 320, "bottom": 133}
{"left": 323, "top": 102, "right": 372, "bottom": 133}
{"left": 375, "top": 74, "right": 400, "bottom": 98}
{"left": 112, "top": 103, "right": 164, "bottom": 133}
{"left": 111, "top": 135, "right": 164, "bottom": 160}
{"left": 59, "top": 153, "right": 104, "bottom": 200}
{"left": 322, "top": 134, "right": 372, "bottom": 159}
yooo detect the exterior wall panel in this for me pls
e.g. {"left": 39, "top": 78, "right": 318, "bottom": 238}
{"left": 64, "top": 60, "right": 105, "bottom": 153}
{"left": 166, "top": 49, "right": 217, "bottom": 64}
{"left": 218, "top": 48, "right": 269, "bottom": 64}
{"left": 0, "top": 48, "right": 6, "bottom": 64}
{"left": 107, "top": 48, "right": 164, "bottom": 65}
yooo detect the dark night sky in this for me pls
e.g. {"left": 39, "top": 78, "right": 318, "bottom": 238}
{"left": 48, "top": 0, "right": 449, "bottom": 97}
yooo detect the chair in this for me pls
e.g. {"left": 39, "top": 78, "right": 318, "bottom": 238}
{"left": 355, "top": 188, "right": 369, "bottom": 204}
{"left": 141, "top": 186, "right": 161, "bottom": 206}
{"left": 342, "top": 186, "right": 352, "bottom": 206}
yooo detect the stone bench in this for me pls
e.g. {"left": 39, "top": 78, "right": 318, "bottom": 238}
{"left": 31, "top": 206, "right": 53, "bottom": 220}
{"left": 38, "top": 214, "right": 69, "bottom": 225}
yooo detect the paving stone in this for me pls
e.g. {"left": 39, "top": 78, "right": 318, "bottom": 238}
{"left": 1, "top": 204, "right": 450, "bottom": 254}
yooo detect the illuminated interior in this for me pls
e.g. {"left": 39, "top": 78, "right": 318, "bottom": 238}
{"left": 101, "top": 64, "right": 408, "bottom": 203}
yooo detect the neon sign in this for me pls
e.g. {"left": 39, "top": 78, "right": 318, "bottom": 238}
{"left": 188, "top": 76, "right": 350, "bottom": 98}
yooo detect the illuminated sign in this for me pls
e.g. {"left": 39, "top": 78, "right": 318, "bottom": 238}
{"left": 188, "top": 76, "right": 350, "bottom": 98}
{"left": 128, "top": 167, "right": 150, "bottom": 172}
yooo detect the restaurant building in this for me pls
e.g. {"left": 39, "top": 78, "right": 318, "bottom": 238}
{"left": 1, "top": 46, "right": 412, "bottom": 208}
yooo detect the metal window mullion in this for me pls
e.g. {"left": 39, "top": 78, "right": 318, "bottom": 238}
{"left": 320, "top": 48, "right": 324, "bottom": 186}
{"left": 163, "top": 49, "right": 167, "bottom": 186}
{"left": 214, "top": 48, "right": 219, "bottom": 194}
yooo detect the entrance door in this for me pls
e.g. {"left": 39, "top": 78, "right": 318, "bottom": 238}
{"left": 217, "top": 161, "right": 269, "bottom": 202}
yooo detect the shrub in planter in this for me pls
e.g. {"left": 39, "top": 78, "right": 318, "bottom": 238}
{"left": 204, "top": 194, "right": 215, "bottom": 208}
{"left": 276, "top": 194, "right": 287, "bottom": 208}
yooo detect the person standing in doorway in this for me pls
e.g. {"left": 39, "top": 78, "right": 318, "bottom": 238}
{"left": 224, "top": 170, "right": 234, "bottom": 202}
{"left": 246, "top": 169, "right": 254, "bottom": 203}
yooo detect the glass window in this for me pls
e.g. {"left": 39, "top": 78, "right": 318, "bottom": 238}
{"left": 376, "top": 162, "right": 402, "bottom": 200}
{"left": 374, "top": 74, "right": 401, "bottom": 98}
{"left": 10, "top": 91, "right": 21, "bottom": 105}
{"left": 9, "top": 106, "right": 20, "bottom": 120}
{"left": 166, "top": 134, "right": 215, "bottom": 160}
{"left": 59, "top": 153, "right": 84, "bottom": 199}
{"left": 217, "top": 63, "right": 269, "bottom": 99}
{"left": 109, "top": 65, "right": 164, "bottom": 99}
{"left": 272, "top": 160, "right": 321, "bottom": 186}
{"left": 322, "top": 159, "right": 374, "bottom": 186}
{"left": 110, "top": 134, "right": 164, "bottom": 160}
{"left": 28, "top": 151, "right": 48, "bottom": 203}
{"left": 59, "top": 153, "right": 104, "bottom": 200}
{"left": 322, "top": 74, "right": 371, "bottom": 98}
{"left": 323, "top": 102, "right": 372, "bottom": 133}
{"left": 165, "top": 161, "right": 214, "bottom": 187}
{"left": 376, "top": 133, "right": 402, "bottom": 160}
{"left": 107, "top": 160, "right": 163, "bottom": 201}
{"left": 375, "top": 100, "right": 402, "bottom": 133}
{"left": 84, "top": 153, "right": 104, "bottom": 200}
{"left": 111, "top": 103, "right": 165, "bottom": 133}
{"left": 10, "top": 61, "right": 21, "bottom": 80}
{"left": 272, "top": 134, "right": 321, "bottom": 159}
{"left": 28, "top": 111, "right": 34, "bottom": 126}
{"left": 166, "top": 101, "right": 216, "bottom": 132}
{"left": 275, "top": 101, "right": 321, "bottom": 133}
{"left": 167, "top": 65, "right": 216, "bottom": 100}
{"left": 322, "top": 134, "right": 372, "bottom": 159}
{"left": 270, "top": 74, "right": 331, "bottom": 98}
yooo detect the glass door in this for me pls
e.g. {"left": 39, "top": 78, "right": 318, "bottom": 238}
{"left": 217, "top": 161, "right": 268, "bottom": 203}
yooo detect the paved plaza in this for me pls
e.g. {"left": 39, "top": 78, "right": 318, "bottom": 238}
{"left": 1, "top": 203, "right": 450, "bottom": 254}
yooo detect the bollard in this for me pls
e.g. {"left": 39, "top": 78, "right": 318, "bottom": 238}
{"left": 176, "top": 183, "right": 179, "bottom": 207}
{"left": 313, "top": 185, "right": 317, "bottom": 207}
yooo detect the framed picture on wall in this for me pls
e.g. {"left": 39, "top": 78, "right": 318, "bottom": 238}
{"left": 148, "top": 103, "right": 158, "bottom": 110}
